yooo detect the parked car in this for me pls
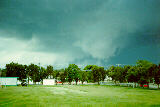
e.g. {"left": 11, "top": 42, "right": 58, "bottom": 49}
{"left": 21, "top": 80, "right": 27, "bottom": 86}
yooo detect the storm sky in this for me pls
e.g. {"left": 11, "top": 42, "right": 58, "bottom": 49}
{"left": 0, "top": 0, "right": 160, "bottom": 68}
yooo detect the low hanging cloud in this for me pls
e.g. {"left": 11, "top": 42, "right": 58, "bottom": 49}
{"left": 0, "top": 36, "right": 75, "bottom": 67}
{"left": 0, "top": 0, "right": 160, "bottom": 67}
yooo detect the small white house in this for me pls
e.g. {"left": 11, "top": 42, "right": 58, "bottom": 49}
{"left": 104, "top": 76, "right": 112, "bottom": 81}
{"left": 43, "top": 79, "right": 55, "bottom": 85}
{"left": 0, "top": 77, "right": 18, "bottom": 86}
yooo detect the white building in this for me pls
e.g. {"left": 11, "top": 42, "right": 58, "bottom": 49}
{"left": 0, "top": 77, "right": 19, "bottom": 86}
{"left": 104, "top": 76, "right": 112, "bottom": 81}
{"left": 43, "top": 79, "right": 55, "bottom": 85}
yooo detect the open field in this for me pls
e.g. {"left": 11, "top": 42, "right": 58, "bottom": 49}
{"left": 0, "top": 85, "right": 160, "bottom": 107}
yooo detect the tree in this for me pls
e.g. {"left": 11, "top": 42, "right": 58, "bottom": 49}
{"left": 54, "top": 70, "right": 60, "bottom": 85}
{"left": 6, "top": 62, "right": 19, "bottom": 77}
{"left": 39, "top": 66, "right": 47, "bottom": 84}
{"left": 74, "top": 68, "right": 80, "bottom": 85}
{"left": 91, "top": 65, "right": 101, "bottom": 85}
{"left": 84, "top": 65, "right": 93, "bottom": 83}
{"left": 17, "top": 64, "right": 27, "bottom": 81}
{"left": 107, "top": 65, "right": 128, "bottom": 84}
{"left": 5, "top": 62, "right": 27, "bottom": 81}
{"left": 108, "top": 66, "right": 119, "bottom": 84}
{"left": 99, "top": 67, "right": 106, "bottom": 82}
{"left": 126, "top": 66, "right": 139, "bottom": 87}
{"left": 59, "top": 69, "right": 66, "bottom": 85}
{"left": 114, "top": 66, "right": 123, "bottom": 83}
{"left": 122, "top": 65, "right": 132, "bottom": 82}
{"left": 153, "top": 64, "right": 160, "bottom": 89}
{"left": 67, "top": 64, "right": 80, "bottom": 85}
{"left": 79, "top": 70, "right": 88, "bottom": 85}
{"left": 84, "top": 65, "right": 105, "bottom": 84}
{"left": 136, "top": 60, "right": 153, "bottom": 88}
{"left": 0, "top": 69, "right": 7, "bottom": 77}
{"left": 27, "top": 64, "right": 40, "bottom": 84}
{"left": 46, "top": 65, "right": 54, "bottom": 79}
{"left": 84, "top": 65, "right": 94, "bottom": 70}
{"left": 87, "top": 70, "right": 93, "bottom": 83}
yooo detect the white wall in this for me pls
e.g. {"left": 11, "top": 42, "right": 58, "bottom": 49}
{"left": 43, "top": 79, "right": 55, "bottom": 85}
{"left": 0, "top": 77, "right": 18, "bottom": 85}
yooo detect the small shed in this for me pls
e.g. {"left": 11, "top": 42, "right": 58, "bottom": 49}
{"left": 0, "top": 77, "right": 19, "bottom": 86}
{"left": 43, "top": 79, "right": 55, "bottom": 85}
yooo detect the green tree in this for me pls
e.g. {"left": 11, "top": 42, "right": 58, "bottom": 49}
{"left": 84, "top": 65, "right": 93, "bottom": 83}
{"left": 108, "top": 66, "right": 119, "bottom": 84}
{"left": 126, "top": 66, "right": 139, "bottom": 87}
{"left": 87, "top": 70, "right": 93, "bottom": 83}
{"left": 54, "top": 70, "right": 60, "bottom": 85}
{"left": 59, "top": 69, "right": 66, "bottom": 85}
{"left": 6, "top": 62, "right": 19, "bottom": 77}
{"left": 5, "top": 62, "right": 27, "bottom": 81}
{"left": 79, "top": 70, "right": 88, "bottom": 84}
{"left": 27, "top": 64, "right": 40, "bottom": 84}
{"left": 136, "top": 60, "right": 153, "bottom": 88}
{"left": 0, "top": 69, "right": 7, "bottom": 77}
{"left": 17, "top": 64, "right": 27, "bottom": 81}
{"left": 67, "top": 64, "right": 80, "bottom": 85}
{"left": 108, "top": 66, "right": 125, "bottom": 84}
{"left": 99, "top": 67, "right": 106, "bottom": 82}
{"left": 91, "top": 65, "right": 101, "bottom": 85}
{"left": 46, "top": 65, "right": 54, "bottom": 79}
{"left": 153, "top": 64, "right": 160, "bottom": 89}
{"left": 122, "top": 65, "right": 132, "bottom": 82}
{"left": 39, "top": 66, "right": 47, "bottom": 84}
{"left": 84, "top": 65, "right": 94, "bottom": 70}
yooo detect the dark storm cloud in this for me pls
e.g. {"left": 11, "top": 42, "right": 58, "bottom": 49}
{"left": 0, "top": 0, "right": 160, "bottom": 66}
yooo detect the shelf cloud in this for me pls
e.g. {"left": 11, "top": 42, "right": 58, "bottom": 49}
{"left": 0, "top": 0, "right": 160, "bottom": 67}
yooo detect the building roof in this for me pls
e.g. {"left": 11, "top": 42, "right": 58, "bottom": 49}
{"left": 0, "top": 77, "right": 19, "bottom": 78}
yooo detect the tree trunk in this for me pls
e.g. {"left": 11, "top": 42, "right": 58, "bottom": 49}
{"left": 114, "top": 81, "right": 116, "bottom": 84}
{"left": 62, "top": 82, "right": 63, "bottom": 85}
{"left": 98, "top": 81, "right": 100, "bottom": 85}
{"left": 76, "top": 81, "right": 77, "bottom": 85}
{"left": 28, "top": 77, "right": 29, "bottom": 85}
{"left": 82, "top": 81, "right": 84, "bottom": 85}
{"left": 55, "top": 80, "right": 57, "bottom": 85}
{"left": 134, "top": 83, "right": 136, "bottom": 88}
{"left": 158, "top": 84, "right": 159, "bottom": 89}
{"left": 147, "top": 83, "right": 149, "bottom": 88}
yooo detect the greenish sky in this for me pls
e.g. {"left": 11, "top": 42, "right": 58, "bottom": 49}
{"left": 0, "top": 0, "right": 160, "bottom": 68}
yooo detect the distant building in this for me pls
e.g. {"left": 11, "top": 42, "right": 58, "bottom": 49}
{"left": 0, "top": 77, "right": 19, "bottom": 86}
{"left": 43, "top": 79, "right": 55, "bottom": 85}
{"left": 104, "top": 76, "right": 112, "bottom": 81}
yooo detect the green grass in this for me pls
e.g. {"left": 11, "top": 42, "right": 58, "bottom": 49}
{"left": 0, "top": 85, "right": 160, "bottom": 107}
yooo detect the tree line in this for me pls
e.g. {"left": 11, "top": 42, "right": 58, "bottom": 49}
{"left": 0, "top": 63, "right": 106, "bottom": 85}
{"left": 107, "top": 60, "right": 160, "bottom": 89}
{"left": 0, "top": 60, "right": 160, "bottom": 88}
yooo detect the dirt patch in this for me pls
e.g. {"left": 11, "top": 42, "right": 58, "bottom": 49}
{"left": 45, "top": 87, "right": 87, "bottom": 95}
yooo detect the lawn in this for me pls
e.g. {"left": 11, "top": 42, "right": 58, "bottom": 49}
{"left": 0, "top": 85, "right": 160, "bottom": 107}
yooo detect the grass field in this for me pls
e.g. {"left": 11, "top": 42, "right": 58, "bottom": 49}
{"left": 0, "top": 85, "right": 160, "bottom": 107}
